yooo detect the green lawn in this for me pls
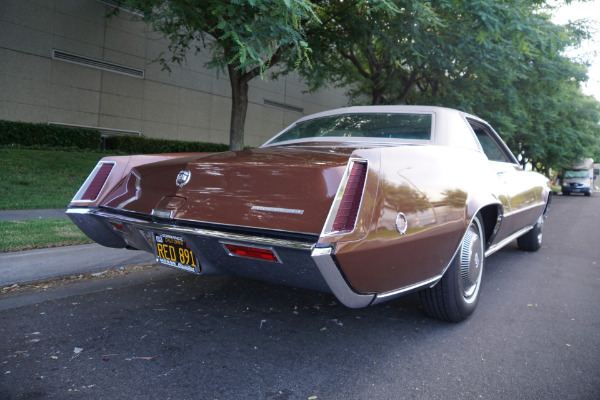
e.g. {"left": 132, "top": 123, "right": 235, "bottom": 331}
{"left": 0, "top": 218, "right": 92, "bottom": 252}
{"left": 0, "top": 148, "right": 110, "bottom": 252}
{"left": 0, "top": 148, "right": 108, "bottom": 210}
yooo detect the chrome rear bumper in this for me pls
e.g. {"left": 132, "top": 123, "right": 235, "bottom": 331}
{"left": 67, "top": 207, "right": 375, "bottom": 308}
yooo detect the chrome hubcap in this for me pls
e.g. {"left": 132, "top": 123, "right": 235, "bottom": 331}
{"left": 536, "top": 215, "right": 544, "bottom": 244}
{"left": 459, "top": 223, "right": 483, "bottom": 303}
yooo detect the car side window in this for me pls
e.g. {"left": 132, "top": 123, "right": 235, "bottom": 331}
{"left": 467, "top": 119, "right": 511, "bottom": 163}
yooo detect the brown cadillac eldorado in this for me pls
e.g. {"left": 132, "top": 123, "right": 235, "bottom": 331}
{"left": 67, "top": 106, "right": 551, "bottom": 322}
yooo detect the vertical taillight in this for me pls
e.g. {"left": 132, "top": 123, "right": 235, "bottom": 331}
{"left": 72, "top": 162, "right": 114, "bottom": 202}
{"left": 323, "top": 159, "right": 368, "bottom": 235}
{"left": 332, "top": 161, "right": 368, "bottom": 232}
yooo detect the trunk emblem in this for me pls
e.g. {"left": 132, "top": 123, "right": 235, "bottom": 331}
{"left": 176, "top": 170, "right": 191, "bottom": 187}
{"left": 251, "top": 206, "right": 304, "bottom": 215}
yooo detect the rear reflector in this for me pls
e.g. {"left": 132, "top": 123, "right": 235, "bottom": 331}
{"left": 109, "top": 221, "right": 129, "bottom": 234}
{"left": 223, "top": 243, "right": 280, "bottom": 263}
{"left": 72, "top": 162, "right": 114, "bottom": 202}
{"left": 331, "top": 160, "right": 368, "bottom": 233}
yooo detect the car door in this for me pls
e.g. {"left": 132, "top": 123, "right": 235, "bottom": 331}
{"left": 466, "top": 118, "right": 543, "bottom": 243}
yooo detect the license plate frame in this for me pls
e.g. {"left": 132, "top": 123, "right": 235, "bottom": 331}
{"left": 153, "top": 233, "right": 199, "bottom": 273}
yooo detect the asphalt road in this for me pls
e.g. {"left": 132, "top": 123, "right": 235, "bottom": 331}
{"left": 1, "top": 194, "right": 598, "bottom": 400}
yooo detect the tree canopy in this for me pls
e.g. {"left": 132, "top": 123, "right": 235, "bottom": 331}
{"left": 125, "top": 0, "right": 395, "bottom": 150}
{"left": 298, "top": 0, "right": 600, "bottom": 171}
{"left": 126, "top": 0, "right": 318, "bottom": 150}
{"left": 123, "top": 0, "right": 600, "bottom": 170}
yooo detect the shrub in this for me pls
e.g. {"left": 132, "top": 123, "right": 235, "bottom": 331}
{"left": 0, "top": 120, "right": 101, "bottom": 150}
{"left": 104, "top": 135, "right": 229, "bottom": 154}
{"left": 0, "top": 120, "right": 229, "bottom": 153}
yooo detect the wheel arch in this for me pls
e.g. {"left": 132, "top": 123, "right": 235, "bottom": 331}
{"left": 478, "top": 204, "right": 502, "bottom": 250}
{"left": 466, "top": 192, "right": 503, "bottom": 251}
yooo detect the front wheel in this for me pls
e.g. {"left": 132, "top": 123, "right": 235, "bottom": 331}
{"left": 517, "top": 214, "right": 543, "bottom": 252}
{"left": 419, "top": 216, "right": 485, "bottom": 322}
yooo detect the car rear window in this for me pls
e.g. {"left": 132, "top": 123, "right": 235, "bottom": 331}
{"left": 268, "top": 113, "right": 432, "bottom": 144}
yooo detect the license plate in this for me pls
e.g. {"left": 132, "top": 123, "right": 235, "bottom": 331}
{"left": 154, "top": 234, "right": 198, "bottom": 273}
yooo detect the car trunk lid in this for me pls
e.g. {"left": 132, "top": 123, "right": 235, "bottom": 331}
{"left": 102, "top": 146, "right": 356, "bottom": 234}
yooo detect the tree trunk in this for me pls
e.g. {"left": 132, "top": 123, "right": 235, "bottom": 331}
{"left": 371, "top": 87, "right": 385, "bottom": 105}
{"left": 228, "top": 65, "right": 250, "bottom": 151}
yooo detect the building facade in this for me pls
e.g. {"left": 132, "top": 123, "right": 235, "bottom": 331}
{"left": 0, "top": 0, "right": 350, "bottom": 147}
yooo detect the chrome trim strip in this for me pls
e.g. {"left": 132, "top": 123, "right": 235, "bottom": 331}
{"left": 66, "top": 208, "right": 315, "bottom": 250}
{"left": 311, "top": 246, "right": 375, "bottom": 308}
{"left": 116, "top": 171, "right": 141, "bottom": 209}
{"left": 251, "top": 206, "right": 304, "bottom": 215}
{"left": 371, "top": 275, "right": 443, "bottom": 305}
{"left": 485, "top": 226, "right": 532, "bottom": 257}
{"left": 66, "top": 208, "right": 93, "bottom": 215}
{"left": 501, "top": 201, "right": 545, "bottom": 218}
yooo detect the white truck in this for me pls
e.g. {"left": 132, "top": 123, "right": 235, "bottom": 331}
{"left": 561, "top": 158, "right": 594, "bottom": 196}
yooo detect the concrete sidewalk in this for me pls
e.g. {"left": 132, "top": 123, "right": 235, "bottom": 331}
{"left": 0, "top": 209, "right": 68, "bottom": 221}
{"left": 0, "top": 209, "right": 155, "bottom": 286}
{"left": 0, "top": 244, "right": 155, "bottom": 287}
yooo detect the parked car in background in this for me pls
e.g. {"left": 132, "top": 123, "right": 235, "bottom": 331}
{"left": 561, "top": 158, "right": 594, "bottom": 196}
{"left": 67, "top": 106, "right": 551, "bottom": 322}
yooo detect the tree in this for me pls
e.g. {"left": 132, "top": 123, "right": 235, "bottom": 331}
{"left": 125, "top": 0, "right": 317, "bottom": 150}
{"left": 299, "top": 0, "right": 446, "bottom": 105}
{"left": 301, "top": 0, "right": 558, "bottom": 105}
{"left": 123, "top": 0, "right": 397, "bottom": 150}
{"left": 298, "top": 0, "right": 600, "bottom": 172}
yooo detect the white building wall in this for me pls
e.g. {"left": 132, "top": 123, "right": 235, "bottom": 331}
{"left": 0, "top": 0, "right": 350, "bottom": 147}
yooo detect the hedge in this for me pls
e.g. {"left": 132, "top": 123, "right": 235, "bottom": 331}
{"left": 0, "top": 120, "right": 229, "bottom": 153}
{"left": 0, "top": 120, "right": 101, "bottom": 150}
{"left": 104, "top": 135, "right": 229, "bottom": 154}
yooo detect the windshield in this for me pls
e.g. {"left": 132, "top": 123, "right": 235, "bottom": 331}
{"left": 267, "top": 113, "right": 432, "bottom": 145}
{"left": 564, "top": 169, "right": 589, "bottom": 179}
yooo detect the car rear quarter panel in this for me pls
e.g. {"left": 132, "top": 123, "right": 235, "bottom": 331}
{"left": 332, "top": 145, "right": 501, "bottom": 294}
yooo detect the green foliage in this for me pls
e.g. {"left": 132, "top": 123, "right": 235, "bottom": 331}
{"left": 0, "top": 219, "right": 92, "bottom": 252}
{"left": 0, "top": 120, "right": 102, "bottom": 150}
{"left": 113, "top": 0, "right": 599, "bottom": 168}
{"left": 127, "top": 0, "right": 317, "bottom": 75}
{"left": 125, "top": 0, "right": 324, "bottom": 150}
{"left": 123, "top": 0, "right": 396, "bottom": 150}
{"left": 0, "top": 120, "right": 228, "bottom": 156}
{"left": 104, "top": 135, "right": 229, "bottom": 154}
{"left": 0, "top": 148, "right": 107, "bottom": 210}
{"left": 298, "top": 0, "right": 600, "bottom": 172}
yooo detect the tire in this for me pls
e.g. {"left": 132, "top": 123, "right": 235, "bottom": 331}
{"left": 517, "top": 214, "right": 543, "bottom": 252}
{"left": 419, "top": 216, "right": 485, "bottom": 322}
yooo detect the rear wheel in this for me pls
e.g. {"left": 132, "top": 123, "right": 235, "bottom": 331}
{"left": 419, "top": 216, "right": 485, "bottom": 322}
{"left": 517, "top": 214, "right": 543, "bottom": 252}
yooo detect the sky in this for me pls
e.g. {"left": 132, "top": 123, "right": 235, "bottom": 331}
{"left": 551, "top": 0, "right": 600, "bottom": 101}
